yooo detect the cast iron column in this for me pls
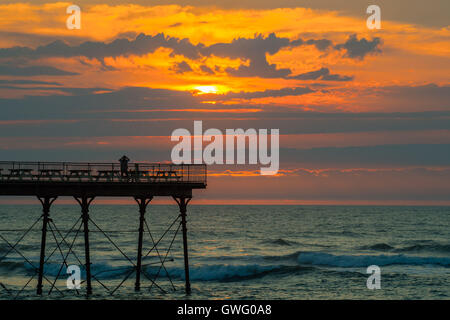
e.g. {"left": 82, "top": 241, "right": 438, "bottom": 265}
{"left": 134, "top": 196, "right": 153, "bottom": 291}
{"left": 75, "top": 196, "right": 95, "bottom": 295}
{"left": 174, "top": 196, "right": 192, "bottom": 294}
{"left": 36, "top": 196, "right": 57, "bottom": 295}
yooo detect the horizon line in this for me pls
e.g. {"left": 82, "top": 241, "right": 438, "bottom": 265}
{"left": 0, "top": 198, "right": 449, "bottom": 206}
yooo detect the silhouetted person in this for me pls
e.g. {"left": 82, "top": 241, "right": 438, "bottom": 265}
{"left": 119, "top": 155, "right": 130, "bottom": 177}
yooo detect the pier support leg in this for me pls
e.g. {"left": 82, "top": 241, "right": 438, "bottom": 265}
{"left": 36, "top": 196, "right": 57, "bottom": 295}
{"left": 74, "top": 196, "right": 95, "bottom": 296}
{"left": 134, "top": 196, "right": 153, "bottom": 292}
{"left": 173, "top": 196, "right": 192, "bottom": 294}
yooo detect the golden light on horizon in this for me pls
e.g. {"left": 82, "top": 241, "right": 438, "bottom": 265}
{"left": 194, "top": 85, "right": 220, "bottom": 94}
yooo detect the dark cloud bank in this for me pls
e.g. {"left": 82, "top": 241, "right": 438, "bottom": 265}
{"left": 0, "top": 33, "right": 381, "bottom": 80}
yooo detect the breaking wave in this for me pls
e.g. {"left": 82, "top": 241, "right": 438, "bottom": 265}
{"left": 2, "top": 249, "right": 449, "bottom": 283}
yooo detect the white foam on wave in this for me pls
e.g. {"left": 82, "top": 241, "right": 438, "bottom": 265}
{"left": 174, "top": 264, "right": 279, "bottom": 281}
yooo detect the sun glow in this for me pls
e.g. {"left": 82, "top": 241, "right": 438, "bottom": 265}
{"left": 194, "top": 85, "right": 219, "bottom": 94}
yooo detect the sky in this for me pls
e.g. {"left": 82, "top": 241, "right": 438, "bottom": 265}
{"left": 0, "top": 1, "right": 449, "bottom": 205}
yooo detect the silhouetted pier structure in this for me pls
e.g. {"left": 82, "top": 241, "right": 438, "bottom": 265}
{"left": 0, "top": 161, "right": 206, "bottom": 297}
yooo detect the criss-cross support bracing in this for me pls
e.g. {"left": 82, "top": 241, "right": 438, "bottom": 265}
{"left": 74, "top": 196, "right": 95, "bottom": 295}
{"left": 173, "top": 196, "right": 192, "bottom": 294}
{"left": 36, "top": 196, "right": 57, "bottom": 295}
{"left": 134, "top": 196, "right": 153, "bottom": 291}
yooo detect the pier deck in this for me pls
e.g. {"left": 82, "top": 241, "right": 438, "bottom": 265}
{"left": 0, "top": 161, "right": 206, "bottom": 197}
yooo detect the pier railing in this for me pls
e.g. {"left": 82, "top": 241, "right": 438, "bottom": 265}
{"left": 0, "top": 161, "right": 206, "bottom": 184}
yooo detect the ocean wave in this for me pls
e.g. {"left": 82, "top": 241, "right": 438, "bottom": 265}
{"left": 0, "top": 260, "right": 28, "bottom": 272}
{"left": 358, "top": 243, "right": 395, "bottom": 251}
{"left": 297, "top": 252, "right": 450, "bottom": 268}
{"left": 326, "top": 231, "right": 361, "bottom": 237}
{"left": 260, "top": 238, "right": 297, "bottom": 246}
{"left": 1, "top": 258, "right": 312, "bottom": 282}
{"left": 171, "top": 264, "right": 310, "bottom": 281}
{"left": 358, "top": 242, "right": 450, "bottom": 254}
{"left": 262, "top": 251, "right": 301, "bottom": 262}
{"left": 2, "top": 250, "right": 449, "bottom": 284}
{"left": 395, "top": 244, "right": 450, "bottom": 254}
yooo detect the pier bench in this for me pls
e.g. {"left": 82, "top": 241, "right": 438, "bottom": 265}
{"left": 155, "top": 170, "right": 181, "bottom": 182}
{"left": 7, "top": 168, "right": 34, "bottom": 181}
{"left": 67, "top": 169, "right": 93, "bottom": 181}
{"left": 96, "top": 170, "right": 121, "bottom": 182}
{"left": 129, "top": 170, "right": 152, "bottom": 182}
{"left": 38, "top": 169, "right": 64, "bottom": 181}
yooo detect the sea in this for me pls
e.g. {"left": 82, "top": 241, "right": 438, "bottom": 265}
{"left": 0, "top": 205, "right": 449, "bottom": 300}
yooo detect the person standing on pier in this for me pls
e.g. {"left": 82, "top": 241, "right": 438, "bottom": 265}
{"left": 119, "top": 155, "right": 130, "bottom": 178}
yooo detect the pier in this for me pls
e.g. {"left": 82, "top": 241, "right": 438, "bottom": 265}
{"left": 0, "top": 161, "right": 206, "bottom": 297}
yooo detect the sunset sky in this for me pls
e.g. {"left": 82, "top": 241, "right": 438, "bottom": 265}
{"left": 0, "top": 1, "right": 449, "bottom": 205}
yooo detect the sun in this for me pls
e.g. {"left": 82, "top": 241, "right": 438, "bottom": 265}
{"left": 194, "top": 85, "right": 219, "bottom": 94}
